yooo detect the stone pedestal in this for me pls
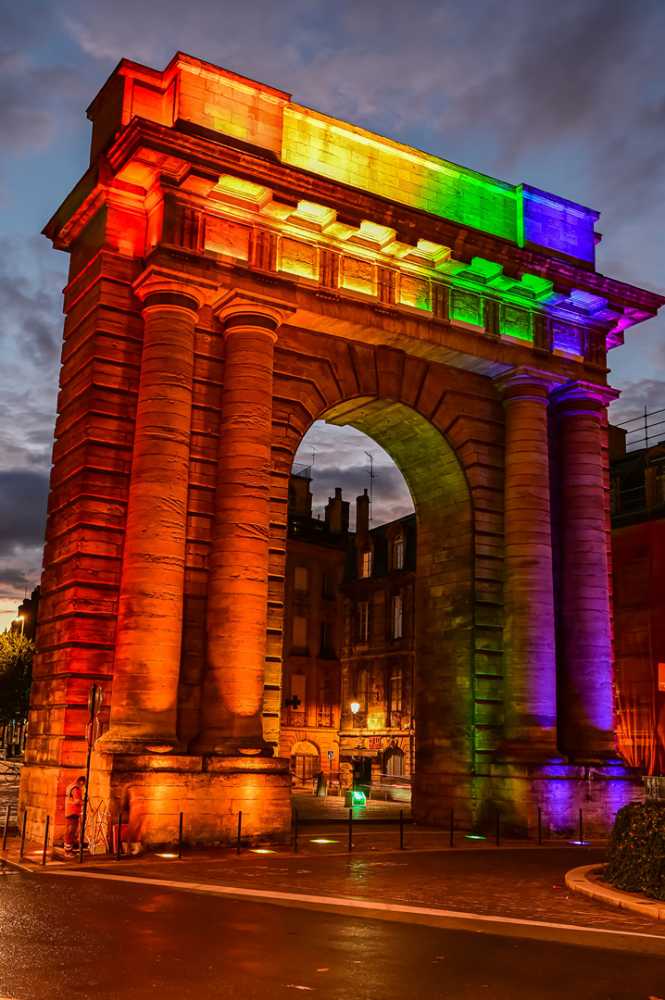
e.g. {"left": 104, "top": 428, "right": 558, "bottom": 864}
{"left": 414, "top": 758, "right": 641, "bottom": 838}
{"left": 88, "top": 751, "right": 292, "bottom": 849}
{"left": 485, "top": 758, "right": 642, "bottom": 837}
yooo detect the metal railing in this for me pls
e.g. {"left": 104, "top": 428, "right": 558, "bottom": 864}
{"left": 615, "top": 405, "right": 665, "bottom": 453}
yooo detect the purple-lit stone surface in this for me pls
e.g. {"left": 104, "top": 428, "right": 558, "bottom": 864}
{"left": 552, "top": 322, "right": 583, "bottom": 355}
{"left": 521, "top": 184, "right": 598, "bottom": 264}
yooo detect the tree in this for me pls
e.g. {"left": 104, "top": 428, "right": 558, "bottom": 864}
{"left": 0, "top": 631, "right": 34, "bottom": 726}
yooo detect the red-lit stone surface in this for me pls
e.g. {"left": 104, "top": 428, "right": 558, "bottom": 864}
{"left": 20, "top": 53, "right": 664, "bottom": 847}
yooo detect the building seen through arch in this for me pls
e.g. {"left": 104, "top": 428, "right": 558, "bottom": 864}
{"left": 280, "top": 465, "right": 417, "bottom": 797}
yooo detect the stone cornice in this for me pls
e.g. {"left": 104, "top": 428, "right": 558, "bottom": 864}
{"left": 551, "top": 380, "right": 620, "bottom": 411}
{"left": 44, "top": 117, "right": 665, "bottom": 323}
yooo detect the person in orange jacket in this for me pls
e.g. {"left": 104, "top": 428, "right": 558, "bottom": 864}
{"left": 64, "top": 775, "right": 86, "bottom": 853}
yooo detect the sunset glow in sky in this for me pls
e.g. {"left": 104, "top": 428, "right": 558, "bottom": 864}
{"left": 1, "top": 0, "right": 664, "bottom": 630}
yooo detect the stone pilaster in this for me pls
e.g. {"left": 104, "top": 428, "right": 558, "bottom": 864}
{"left": 98, "top": 274, "right": 203, "bottom": 753}
{"left": 194, "top": 292, "right": 292, "bottom": 755}
{"left": 553, "top": 381, "right": 619, "bottom": 758}
{"left": 497, "top": 368, "right": 559, "bottom": 757}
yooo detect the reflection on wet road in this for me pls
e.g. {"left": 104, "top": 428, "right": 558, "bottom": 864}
{"left": 2, "top": 870, "right": 665, "bottom": 999}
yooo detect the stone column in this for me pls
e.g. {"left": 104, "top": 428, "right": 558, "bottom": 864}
{"left": 99, "top": 275, "right": 203, "bottom": 753}
{"left": 498, "top": 369, "right": 558, "bottom": 756}
{"left": 553, "top": 382, "right": 618, "bottom": 758}
{"left": 195, "top": 292, "right": 290, "bottom": 755}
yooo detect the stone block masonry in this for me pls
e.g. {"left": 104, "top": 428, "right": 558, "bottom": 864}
{"left": 20, "top": 51, "right": 664, "bottom": 847}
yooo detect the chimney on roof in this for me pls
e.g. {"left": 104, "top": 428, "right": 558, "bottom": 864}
{"left": 288, "top": 473, "right": 312, "bottom": 516}
{"left": 355, "top": 489, "right": 370, "bottom": 546}
{"left": 325, "top": 487, "right": 349, "bottom": 534}
{"left": 608, "top": 424, "right": 627, "bottom": 461}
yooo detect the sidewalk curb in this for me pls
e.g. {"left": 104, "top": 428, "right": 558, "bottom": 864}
{"left": 0, "top": 854, "right": 34, "bottom": 873}
{"left": 565, "top": 864, "right": 665, "bottom": 921}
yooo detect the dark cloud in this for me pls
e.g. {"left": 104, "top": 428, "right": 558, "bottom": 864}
{"left": 295, "top": 422, "right": 414, "bottom": 527}
{"left": 0, "top": 50, "right": 86, "bottom": 154}
{"left": 0, "top": 237, "right": 63, "bottom": 476}
{"left": 609, "top": 378, "right": 665, "bottom": 435}
{"left": 0, "top": 565, "right": 33, "bottom": 593}
{"left": 0, "top": 469, "right": 49, "bottom": 556}
{"left": 0, "top": 235, "right": 64, "bottom": 368}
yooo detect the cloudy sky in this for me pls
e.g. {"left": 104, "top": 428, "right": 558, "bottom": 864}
{"left": 1, "top": 0, "right": 664, "bottom": 628}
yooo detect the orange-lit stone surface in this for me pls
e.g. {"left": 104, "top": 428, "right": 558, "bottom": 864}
{"left": 19, "top": 52, "right": 664, "bottom": 846}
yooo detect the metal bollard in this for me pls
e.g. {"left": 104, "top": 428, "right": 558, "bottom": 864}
{"left": 178, "top": 812, "right": 184, "bottom": 860}
{"left": 578, "top": 808, "right": 584, "bottom": 844}
{"left": 495, "top": 810, "right": 501, "bottom": 848}
{"left": 399, "top": 809, "right": 405, "bottom": 850}
{"left": 19, "top": 810, "right": 27, "bottom": 860}
{"left": 41, "top": 816, "right": 50, "bottom": 866}
{"left": 449, "top": 807, "right": 454, "bottom": 848}
{"left": 293, "top": 807, "right": 299, "bottom": 854}
{"left": 537, "top": 806, "right": 543, "bottom": 846}
{"left": 236, "top": 811, "right": 242, "bottom": 855}
{"left": 116, "top": 812, "right": 122, "bottom": 861}
{"left": 348, "top": 807, "right": 353, "bottom": 853}
{"left": 2, "top": 803, "right": 10, "bottom": 851}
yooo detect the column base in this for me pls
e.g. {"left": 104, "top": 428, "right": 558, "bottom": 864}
{"left": 189, "top": 730, "right": 274, "bottom": 757}
{"left": 411, "top": 756, "right": 642, "bottom": 837}
{"left": 494, "top": 740, "right": 562, "bottom": 764}
{"left": 88, "top": 749, "right": 291, "bottom": 850}
{"left": 485, "top": 757, "right": 643, "bottom": 836}
{"left": 95, "top": 730, "right": 183, "bottom": 755}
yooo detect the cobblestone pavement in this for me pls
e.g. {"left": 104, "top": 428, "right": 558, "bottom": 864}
{"left": 76, "top": 845, "right": 665, "bottom": 938}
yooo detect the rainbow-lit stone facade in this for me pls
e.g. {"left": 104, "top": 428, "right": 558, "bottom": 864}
{"left": 21, "top": 53, "right": 664, "bottom": 848}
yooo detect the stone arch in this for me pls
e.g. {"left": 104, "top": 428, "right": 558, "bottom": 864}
{"left": 269, "top": 331, "right": 503, "bottom": 823}
{"left": 291, "top": 738, "right": 321, "bottom": 756}
{"left": 290, "top": 738, "right": 321, "bottom": 786}
{"left": 321, "top": 396, "right": 474, "bottom": 822}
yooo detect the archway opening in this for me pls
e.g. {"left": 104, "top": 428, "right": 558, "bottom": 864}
{"left": 279, "top": 397, "right": 473, "bottom": 824}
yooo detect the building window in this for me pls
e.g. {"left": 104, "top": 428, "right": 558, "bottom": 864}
{"left": 317, "top": 670, "right": 334, "bottom": 727}
{"left": 357, "top": 601, "right": 369, "bottom": 643}
{"left": 292, "top": 615, "right": 308, "bottom": 651}
{"left": 389, "top": 668, "right": 403, "bottom": 723}
{"left": 353, "top": 667, "right": 369, "bottom": 726}
{"left": 287, "top": 674, "right": 306, "bottom": 725}
{"left": 360, "top": 549, "right": 372, "bottom": 578}
{"left": 322, "top": 573, "right": 334, "bottom": 599}
{"left": 384, "top": 746, "right": 405, "bottom": 777}
{"left": 391, "top": 594, "right": 403, "bottom": 639}
{"left": 294, "top": 566, "right": 309, "bottom": 593}
{"left": 320, "top": 620, "right": 335, "bottom": 658}
{"left": 392, "top": 534, "right": 404, "bottom": 570}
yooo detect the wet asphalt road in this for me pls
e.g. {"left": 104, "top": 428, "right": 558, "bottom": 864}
{"left": 2, "top": 867, "right": 665, "bottom": 1000}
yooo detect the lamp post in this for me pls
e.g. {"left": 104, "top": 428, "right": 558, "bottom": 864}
{"left": 349, "top": 701, "right": 361, "bottom": 801}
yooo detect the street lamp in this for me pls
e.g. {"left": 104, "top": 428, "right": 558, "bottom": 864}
{"left": 13, "top": 614, "right": 24, "bottom": 635}
{"left": 350, "top": 701, "right": 360, "bottom": 716}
